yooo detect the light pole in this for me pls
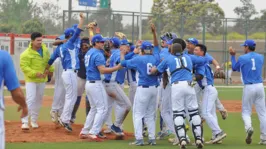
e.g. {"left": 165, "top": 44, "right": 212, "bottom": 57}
{"left": 139, "top": 0, "right": 142, "bottom": 40}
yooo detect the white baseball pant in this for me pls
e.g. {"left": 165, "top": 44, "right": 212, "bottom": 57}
{"left": 242, "top": 83, "right": 266, "bottom": 140}
{"left": 129, "top": 81, "right": 137, "bottom": 104}
{"left": 0, "top": 109, "right": 4, "bottom": 149}
{"left": 133, "top": 86, "right": 157, "bottom": 140}
{"left": 60, "top": 70, "right": 77, "bottom": 124}
{"left": 21, "top": 82, "right": 45, "bottom": 124}
{"left": 160, "top": 83, "right": 175, "bottom": 134}
{"left": 51, "top": 58, "right": 65, "bottom": 115}
{"left": 172, "top": 81, "right": 202, "bottom": 141}
{"left": 201, "top": 85, "right": 222, "bottom": 136}
{"left": 81, "top": 81, "right": 108, "bottom": 135}
{"left": 104, "top": 82, "right": 131, "bottom": 127}
{"left": 77, "top": 77, "right": 86, "bottom": 97}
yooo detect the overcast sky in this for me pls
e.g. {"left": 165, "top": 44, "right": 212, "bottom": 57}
{"left": 36, "top": 0, "right": 265, "bottom": 18}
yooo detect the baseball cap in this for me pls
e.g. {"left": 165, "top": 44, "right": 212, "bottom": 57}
{"left": 120, "top": 39, "right": 130, "bottom": 46}
{"left": 186, "top": 38, "right": 198, "bottom": 45}
{"left": 91, "top": 34, "right": 105, "bottom": 43}
{"left": 130, "top": 45, "right": 135, "bottom": 52}
{"left": 110, "top": 37, "right": 121, "bottom": 47}
{"left": 64, "top": 28, "right": 75, "bottom": 37}
{"left": 240, "top": 39, "right": 256, "bottom": 47}
{"left": 140, "top": 41, "right": 153, "bottom": 50}
{"left": 72, "top": 24, "right": 78, "bottom": 30}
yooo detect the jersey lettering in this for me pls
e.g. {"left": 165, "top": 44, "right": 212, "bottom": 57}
{"left": 251, "top": 58, "right": 256, "bottom": 70}
{"left": 147, "top": 63, "right": 153, "bottom": 75}
{"left": 84, "top": 55, "right": 90, "bottom": 67}
{"left": 175, "top": 57, "right": 187, "bottom": 68}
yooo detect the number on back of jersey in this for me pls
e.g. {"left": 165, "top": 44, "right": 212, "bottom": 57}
{"left": 147, "top": 63, "right": 153, "bottom": 75}
{"left": 175, "top": 57, "right": 187, "bottom": 68}
{"left": 251, "top": 58, "right": 256, "bottom": 70}
{"left": 85, "top": 55, "right": 91, "bottom": 67}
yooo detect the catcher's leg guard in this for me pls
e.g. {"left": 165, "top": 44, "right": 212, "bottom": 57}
{"left": 173, "top": 110, "right": 186, "bottom": 142}
{"left": 189, "top": 109, "right": 203, "bottom": 141}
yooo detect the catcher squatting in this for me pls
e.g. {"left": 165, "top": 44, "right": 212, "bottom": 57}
{"left": 1, "top": 12, "right": 266, "bottom": 149}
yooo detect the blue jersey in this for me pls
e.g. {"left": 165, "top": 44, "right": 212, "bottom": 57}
{"left": 231, "top": 52, "right": 264, "bottom": 84}
{"left": 85, "top": 48, "right": 106, "bottom": 81}
{"left": 157, "top": 54, "right": 193, "bottom": 83}
{"left": 114, "top": 52, "right": 127, "bottom": 84}
{"left": 104, "top": 49, "right": 120, "bottom": 81}
{"left": 0, "top": 50, "right": 20, "bottom": 109}
{"left": 60, "top": 28, "right": 82, "bottom": 70}
{"left": 159, "top": 47, "right": 170, "bottom": 61}
{"left": 121, "top": 46, "right": 160, "bottom": 86}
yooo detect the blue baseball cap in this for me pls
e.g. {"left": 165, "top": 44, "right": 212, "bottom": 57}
{"left": 110, "top": 37, "right": 121, "bottom": 47}
{"left": 240, "top": 39, "right": 256, "bottom": 47}
{"left": 64, "top": 28, "right": 75, "bottom": 36}
{"left": 120, "top": 39, "right": 129, "bottom": 46}
{"left": 91, "top": 34, "right": 105, "bottom": 43}
{"left": 72, "top": 24, "right": 78, "bottom": 30}
{"left": 140, "top": 41, "right": 153, "bottom": 50}
{"left": 186, "top": 38, "right": 198, "bottom": 45}
{"left": 130, "top": 45, "right": 135, "bottom": 52}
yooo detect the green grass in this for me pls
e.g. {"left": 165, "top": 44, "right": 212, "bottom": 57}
{"left": 4, "top": 87, "right": 266, "bottom": 149}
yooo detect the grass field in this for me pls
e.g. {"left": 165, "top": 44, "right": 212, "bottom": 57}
{"left": 4, "top": 87, "right": 266, "bottom": 149}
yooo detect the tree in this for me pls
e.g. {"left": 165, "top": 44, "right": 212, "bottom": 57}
{"left": 21, "top": 18, "right": 45, "bottom": 34}
{"left": 151, "top": 0, "right": 225, "bottom": 37}
{"left": 0, "top": 0, "right": 41, "bottom": 33}
{"left": 233, "top": 0, "right": 257, "bottom": 34}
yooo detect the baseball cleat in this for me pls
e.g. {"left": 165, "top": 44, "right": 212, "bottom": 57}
{"left": 21, "top": 123, "right": 29, "bottom": 131}
{"left": 50, "top": 111, "right": 58, "bottom": 123}
{"left": 87, "top": 134, "right": 103, "bottom": 142}
{"left": 79, "top": 133, "right": 89, "bottom": 139}
{"left": 156, "top": 129, "right": 171, "bottom": 140}
{"left": 129, "top": 139, "right": 144, "bottom": 146}
{"left": 168, "top": 138, "right": 180, "bottom": 145}
{"left": 111, "top": 124, "right": 123, "bottom": 136}
{"left": 147, "top": 139, "right": 156, "bottom": 145}
{"left": 259, "top": 140, "right": 266, "bottom": 145}
{"left": 245, "top": 127, "right": 254, "bottom": 144}
{"left": 30, "top": 122, "right": 39, "bottom": 129}
{"left": 195, "top": 140, "right": 204, "bottom": 149}
{"left": 213, "top": 131, "right": 227, "bottom": 143}
{"left": 205, "top": 139, "right": 222, "bottom": 144}
{"left": 180, "top": 140, "right": 187, "bottom": 149}
{"left": 97, "top": 132, "right": 107, "bottom": 139}
{"left": 103, "top": 128, "right": 112, "bottom": 134}
{"left": 58, "top": 119, "right": 72, "bottom": 132}
{"left": 220, "top": 110, "right": 228, "bottom": 120}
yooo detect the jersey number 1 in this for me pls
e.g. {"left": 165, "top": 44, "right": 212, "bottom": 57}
{"left": 251, "top": 58, "right": 256, "bottom": 70}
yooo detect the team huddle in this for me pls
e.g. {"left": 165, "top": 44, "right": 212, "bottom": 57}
{"left": 1, "top": 12, "right": 266, "bottom": 149}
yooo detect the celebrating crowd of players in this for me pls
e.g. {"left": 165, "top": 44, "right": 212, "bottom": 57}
{"left": 5, "top": 12, "right": 264, "bottom": 149}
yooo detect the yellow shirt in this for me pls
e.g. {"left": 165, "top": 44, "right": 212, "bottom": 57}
{"left": 224, "top": 61, "right": 232, "bottom": 69}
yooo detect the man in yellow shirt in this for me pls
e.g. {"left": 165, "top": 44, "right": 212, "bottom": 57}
{"left": 223, "top": 61, "right": 232, "bottom": 84}
{"left": 20, "top": 32, "right": 54, "bottom": 130}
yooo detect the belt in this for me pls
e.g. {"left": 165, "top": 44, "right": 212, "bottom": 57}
{"left": 104, "top": 80, "right": 122, "bottom": 84}
{"left": 172, "top": 81, "right": 192, "bottom": 85}
{"left": 138, "top": 85, "right": 158, "bottom": 88}
{"left": 88, "top": 80, "right": 101, "bottom": 83}
{"left": 64, "top": 69, "right": 77, "bottom": 73}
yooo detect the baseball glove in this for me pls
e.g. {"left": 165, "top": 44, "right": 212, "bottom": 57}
{"left": 214, "top": 70, "right": 226, "bottom": 79}
{"left": 114, "top": 32, "right": 126, "bottom": 39}
{"left": 87, "top": 22, "right": 97, "bottom": 29}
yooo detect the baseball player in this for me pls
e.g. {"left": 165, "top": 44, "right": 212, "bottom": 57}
{"left": 45, "top": 13, "right": 84, "bottom": 132}
{"left": 70, "top": 37, "right": 91, "bottom": 123}
{"left": 79, "top": 34, "right": 121, "bottom": 141}
{"left": 0, "top": 50, "right": 28, "bottom": 149}
{"left": 151, "top": 43, "right": 204, "bottom": 149}
{"left": 103, "top": 38, "right": 131, "bottom": 136}
{"left": 20, "top": 32, "right": 54, "bottom": 130}
{"left": 230, "top": 40, "right": 266, "bottom": 145}
{"left": 50, "top": 35, "right": 66, "bottom": 124}
{"left": 222, "top": 60, "right": 232, "bottom": 84}
{"left": 185, "top": 38, "right": 228, "bottom": 119}
{"left": 194, "top": 44, "right": 227, "bottom": 144}
{"left": 120, "top": 24, "right": 160, "bottom": 146}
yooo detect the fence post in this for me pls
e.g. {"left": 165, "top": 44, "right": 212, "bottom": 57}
{"left": 62, "top": 11, "right": 65, "bottom": 32}
{"left": 202, "top": 17, "right": 206, "bottom": 45}
{"left": 224, "top": 18, "right": 228, "bottom": 85}
{"left": 245, "top": 19, "right": 248, "bottom": 40}
{"left": 132, "top": 12, "right": 135, "bottom": 43}
{"left": 180, "top": 15, "right": 184, "bottom": 38}
{"left": 136, "top": 15, "right": 139, "bottom": 41}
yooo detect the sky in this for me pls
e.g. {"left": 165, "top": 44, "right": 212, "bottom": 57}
{"left": 35, "top": 0, "right": 265, "bottom": 18}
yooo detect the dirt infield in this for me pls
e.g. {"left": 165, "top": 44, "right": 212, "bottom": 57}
{"left": 4, "top": 96, "right": 245, "bottom": 112}
{"left": 5, "top": 121, "right": 134, "bottom": 143}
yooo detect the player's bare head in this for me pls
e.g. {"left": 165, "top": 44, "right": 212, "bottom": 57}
{"left": 81, "top": 37, "right": 90, "bottom": 52}
{"left": 172, "top": 38, "right": 186, "bottom": 51}
{"left": 194, "top": 44, "right": 207, "bottom": 56}
{"left": 241, "top": 40, "right": 256, "bottom": 53}
{"left": 31, "top": 32, "right": 42, "bottom": 49}
{"left": 170, "top": 43, "right": 182, "bottom": 55}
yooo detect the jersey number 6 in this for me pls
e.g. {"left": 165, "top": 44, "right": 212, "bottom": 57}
{"left": 147, "top": 63, "right": 153, "bottom": 75}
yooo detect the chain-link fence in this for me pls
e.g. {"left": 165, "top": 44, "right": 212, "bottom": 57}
{"left": 62, "top": 10, "right": 266, "bottom": 85}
